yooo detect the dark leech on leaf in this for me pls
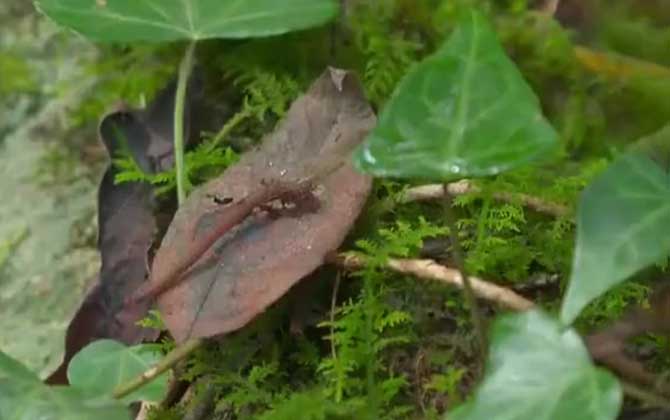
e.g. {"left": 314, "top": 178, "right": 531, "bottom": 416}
{"left": 46, "top": 79, "right": 204, "bottom": 384}
{"left": 129, "top": 179, "right": 320, "bottom": 303}
{"left": 148, "top": 68, "right": 376, "bottom": 342}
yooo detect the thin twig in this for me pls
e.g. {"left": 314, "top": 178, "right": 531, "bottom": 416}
{"left": 159, "top": 363, "right": 189, "bottom": 408}
{"left": 443, "top": 185, "right": 488, "bottom": 359}
{"left": 401, "top": 181, "right": 570, "bottom": 218}
{"left": 133, "top": 402, "right": 154, "bottom": 420}
{"left": 329, "top": 272, "right": 342, "bottom": 360}
{"left": 332, "top": 254, "right": 534, "bottom": 312}
{"left": 112, "top": 337, "right": 203, "bottom": 400}
{"left": 183, "top": 378, "right": 218, "bottom": 420}
{"left": 389, "top": 258, "right": 534, "bottom": 311}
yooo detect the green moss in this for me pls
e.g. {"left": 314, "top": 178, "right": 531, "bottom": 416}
{"left": 113, "top": 141, "right": 239, "bottom": 196}
{"left": 575, "top": 281, "right": 650, "bottom": 330}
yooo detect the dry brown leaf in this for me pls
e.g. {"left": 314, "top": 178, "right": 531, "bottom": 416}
{"left": 152, "top": 68, "right": 376, "bottom": 342}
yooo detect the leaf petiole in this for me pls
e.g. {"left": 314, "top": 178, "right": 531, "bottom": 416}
{"left": 174, "top": 41, "right": 196, "bottom": 204}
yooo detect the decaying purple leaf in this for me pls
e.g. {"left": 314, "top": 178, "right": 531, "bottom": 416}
{"left": 152, "top": 68, "right": 376, "bottom": 342}
{"left": 46, "top": 78, "right": 205, "bottom": 384}
{"left": 46, "top": 170, "right": 157, "bottom": 385}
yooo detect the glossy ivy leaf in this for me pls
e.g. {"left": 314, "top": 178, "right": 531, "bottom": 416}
{"left": 35, "top": 0, "right": 338, "bottom": 43}
{"left": 450, "top": 310, "right": 621, "bottom": 420}
{"left": 0, "top": 350, "right": 127, "bottom": 420}
{"left": 354, "top": 10, "right": 558, "bottom": 181}
{"left": 68, "top": 339, "right": 167, "bottom": 404}
{"left": 561, "top": 154, "right": 670, "bottom": 325}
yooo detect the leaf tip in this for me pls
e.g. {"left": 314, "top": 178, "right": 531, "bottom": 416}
{"left": 559, "top": 280, "right": 589, "bottom": 326}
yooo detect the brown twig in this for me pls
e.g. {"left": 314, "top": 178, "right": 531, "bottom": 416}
{"left": 401, "top": 181, "right": 570, "bottom": 218}
{"left": 133, "top": 402, "right": 153, "bottom": 420}
{"left": 159, "top": 363, "right": 190, "bottom": 408}
{"left": 183, "top": 378, "right": 218, "bottom": 420}
{"left": 331, "top": 254, "right": 535, "bottom": 311}
{"left": 329, "top": 272, "right": 342, "bottom": 360}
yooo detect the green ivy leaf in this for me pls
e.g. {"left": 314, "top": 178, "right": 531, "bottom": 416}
{"left": 6, "top": 388, "right": 128, "bottom": 420}
{"left": 0, "top": 351, "right": 42, "bottom": 411}
{"left": 0, "top": 350, "right": 38, "bottom": 383}
{"left": 0, "top": 351, "right": 128, "bottom": 420}
{"left": 561, "top": 153, "right": 670, "bottom": 324}
{"left": 68, "top": 339, "right": 168, "bottom": 404}
{"left": 35, "top": 0, "right": 338, "bottom": 43}
{"left": 450, "top": 310, "right": 621, "bottom": 420}
{"left": 354, "top": 10, "right": 558, "bottom": 181}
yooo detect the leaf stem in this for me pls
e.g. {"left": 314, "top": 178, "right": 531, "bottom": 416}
{"left": 442, "top": 183, "right": 488, "bottom": 361}
{"left": 112, "top": 337, "right": 203, "bottom": 400}
{"left": 174, "top": 42, "right": 197, "bottom": 205}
